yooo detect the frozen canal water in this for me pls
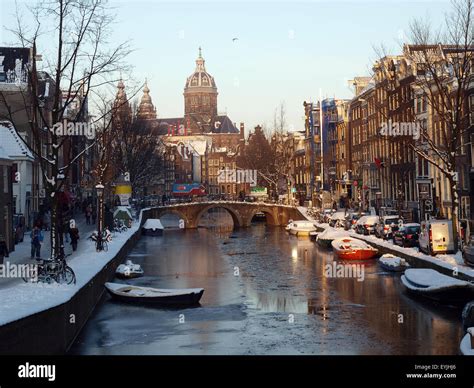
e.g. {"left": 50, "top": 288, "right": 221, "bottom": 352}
{"left": 70, "top": 211, "right": 463, "bottom": 355}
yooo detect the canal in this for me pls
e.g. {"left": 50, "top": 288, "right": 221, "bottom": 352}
{"left": 70, "top": 210, "right": 462, "bottom": 355}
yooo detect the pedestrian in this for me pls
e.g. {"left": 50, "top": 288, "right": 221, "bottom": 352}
{"left": 43, "top": 211, "right": 51, "bottom": 231}
{"left": 0, "top": 235, "right": 9, "bottom": 265}
{"left": 30, "top": 224, "right": 44, "bottom": 260}
{"left": 92, "top": 206, "right": 97, "bottom": 224}
{"left": 63, "top": 219, "right": 70, "bottom": 243}
{"left": 85, "top": 204, "right": 92, "bottom": 225}
{"left": 69, "top": 226, "right": 80, "bottom": 251}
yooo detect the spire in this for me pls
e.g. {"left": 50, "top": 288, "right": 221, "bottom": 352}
{"left": 195, "top": 47, "right": 205, "bottom": 72}
{"left": 113, "top": 78, "right": 132, "bottom": 128}
{"left": 137, "top": 78, "right": 156, "bottom": 120}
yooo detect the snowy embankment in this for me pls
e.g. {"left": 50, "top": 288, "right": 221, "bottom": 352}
{"left": 0, "top": 212, "right": 144, "bottom": 327}
{"left": 297, "top": 206, "right": 474, "bottom": 280}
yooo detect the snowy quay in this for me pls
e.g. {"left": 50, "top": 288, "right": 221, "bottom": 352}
{"left": 299, "top": 207, "right": 474, "bottom": 283}
{"left": 0, "top": 211, "right": 152, "bottom": 355}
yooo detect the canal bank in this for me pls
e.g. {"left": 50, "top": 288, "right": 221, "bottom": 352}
{"left": 0, "top": 209, "right": 154, "bottom": 355}
{"left": 297, "top": 207, "right": 474, "bottom": 282}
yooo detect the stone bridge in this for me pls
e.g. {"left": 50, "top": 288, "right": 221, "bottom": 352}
{"left": 145, "top": 201, "right": 306, "bottom": 228}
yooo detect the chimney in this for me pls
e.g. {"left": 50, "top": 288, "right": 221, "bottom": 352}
{"left": 239, "top": 122, "right": 245, "bottom": 140}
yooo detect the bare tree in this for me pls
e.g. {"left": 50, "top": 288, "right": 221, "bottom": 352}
{"left": 111, "top": 113, "right": 165, "bottom": 197}
{"left": 1, "top": 0, "right": 132, "bottom": 260}
{"left": 404, "top": 0, "right": 474, "bottom": 249}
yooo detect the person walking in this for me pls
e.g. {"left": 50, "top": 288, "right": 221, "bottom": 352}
{"left": 85, "top": 204, "right": 92, "bottom": 225}
{"left": 69, "top": 226, "right": 80, "bottom": 252}
{"left": 30, "top": 225, "right": 44, "bottom": 260}
{"left": 92, "top": 206, "right": 97, "bottom": 225}
{"left": 63, "top": 218, "right": 70, "bottom": 243}
{"left": 0, "top": 235, "right": 9, "bottom": 265}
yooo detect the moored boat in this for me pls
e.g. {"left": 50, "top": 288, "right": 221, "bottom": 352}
{"left": 401, "top": 268, "right": 474, "bottom": 305}
{"left": 115, "top": 260, "right": 144, "bottom": 279}
{"left": 286, "top": 220, "right": 317, "bottom": 237}
{"left": 316, "top": 229, "right": 347, "bottom": 248}
{"left": 379, "top": 253, "right": 410, "bottom": 272}
{"left": 331, "top": 237, "right": 378, "bottom": 260}
{"left": 460, "top": 328, "right": 474, "bottom": 355}
{"left": 105, "top": 282, "right": 204, "bottom": 306}
{"left": 142, "top": 218, "right": 164, "bottom": 236}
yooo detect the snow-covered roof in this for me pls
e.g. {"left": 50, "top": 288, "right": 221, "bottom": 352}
{"left": 0, "top": 121, "right": 34, "bottom": 160}
{"left": 113, "top": 206, "right": 132, "bottom": 219}
{"left": 0, "top": 144, "right": 12, "bottom": 162}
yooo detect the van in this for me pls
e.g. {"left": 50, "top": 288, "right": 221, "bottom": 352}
{"left": 418, "top": 219, "right": 455, "bottom": 255}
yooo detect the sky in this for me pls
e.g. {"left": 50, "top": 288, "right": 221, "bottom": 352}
{"left": 1, "top": 0, "right": 451, "bottom": 132}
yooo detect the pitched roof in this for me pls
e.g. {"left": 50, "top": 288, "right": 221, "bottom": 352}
{"left": 0, "top": 121, "right": 34, "bottom": 160}
{"left": 0, "top": 144, "right": 12, "bottom": 162}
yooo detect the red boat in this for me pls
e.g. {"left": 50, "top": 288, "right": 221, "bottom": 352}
{"left": 331, "top": 237, "right": 378, "bottom": 261}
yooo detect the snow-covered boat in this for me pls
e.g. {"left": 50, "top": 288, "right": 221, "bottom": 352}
{"left": 105, "top": 282, "right": 204, "bottom": 306}
{"left": 401, "top": 268, "right": 474, "bottom": 305}
{"left": 142, "top": 218, "right": 164, "bottom": 236}
{"left": 460, "top": 328, "right": 474, "bottom": 355}
{"left": 317, "top": 229, "right": 348, "bottom": 248}
{"left": 379, "top": 253, "right": 410, "bottom": 272}
{"left": 331, "top": 237, "right": 378, "bottom": 260}
{"left": 286, "top": 220, "right": 317, "bottom": 237}
{"left": 115, "top": 260, "right": 144, "bottom": 279}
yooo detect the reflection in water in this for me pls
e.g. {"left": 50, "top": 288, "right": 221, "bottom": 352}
{"left": 70, "top": 210, "right": 462, "bottom": 355}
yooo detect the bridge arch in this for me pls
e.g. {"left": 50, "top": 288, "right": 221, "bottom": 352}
{"left": 151, "top": 208, "right": 189, "bottom": 227}
{"left": 194, "top": 204, "right": 244, "bottom": 228}
{"left": 247, "top": 207, "right": 278, "bottom": 226}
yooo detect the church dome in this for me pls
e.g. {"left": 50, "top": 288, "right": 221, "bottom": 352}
{"left": 184, "top": 48, "right": 217, "bottom": 90}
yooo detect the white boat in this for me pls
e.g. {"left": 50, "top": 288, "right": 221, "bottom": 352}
{"left": 115, "top": 260, "right": 144, "bottom": 279}
{"left": 379, "top": 254, "right": 410, "bottom": 272}
{"left": 401, "top": 268, "right": 474, "bottom": 305}
{"left": 316, "top": 228, "right": 347, "bottom": 248}
{"left": 460, "top": 328, "right": 474, "bottom": 355}
{"left": 142, "top": 218, "right": 164, "bottom": 236}
{"left": 105, "top": 282, "right": 204, "bottom": 306}
{"left": 286, "top": 220, "right": 317, "bottom": 237}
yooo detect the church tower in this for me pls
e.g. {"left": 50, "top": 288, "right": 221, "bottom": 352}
{"left": 113, "top": 78, "right": 132, "bottom": 131}
{"left": 137, "top": 80, "right": 157, "bottom": 120}
{"left": 184, "top": 48, "right": 218, "bottom": 133}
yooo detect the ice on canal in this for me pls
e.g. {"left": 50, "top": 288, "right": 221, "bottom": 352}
{"left": 70, "top": 212, "right": 462, "bottom": 355}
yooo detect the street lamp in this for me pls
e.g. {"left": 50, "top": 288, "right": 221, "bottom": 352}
{"left": 95, "top": 183, "right": 105, "bottom": 252}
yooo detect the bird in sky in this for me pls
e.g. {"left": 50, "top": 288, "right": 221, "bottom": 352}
{"left": 232, "top": 37, "right": 239, "bottom": 42}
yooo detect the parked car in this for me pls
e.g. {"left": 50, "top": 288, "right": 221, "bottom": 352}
{"left": 355, "top": 215, "right": 379, "bottom": 235}
{"left": 418, "top": 219, "right": 455, "bottom": 255}
{"left": 375, "top": 216, "right": 402, "bottom": 240}
{"left": 344, "top": 212, "right": 366, "bottom": 231}
{"left": 393, "top": 223, "right": 421, "bottom": 247}
{"left": 329, "top": 211, "right": 346, "bottom": 227}
{"left": 463, "top": 235, "right": 474, "bottom": 267}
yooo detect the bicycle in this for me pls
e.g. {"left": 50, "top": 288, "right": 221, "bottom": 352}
{"left": 22, "top": 253, "right": 76, "bottom": 285}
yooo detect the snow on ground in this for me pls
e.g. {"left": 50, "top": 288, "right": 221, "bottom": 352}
{"left": 297, "top": 206, "right": 474, "bottom": 280}
{"left": 0, "top": 213, "right": 142, "bottom": 326}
